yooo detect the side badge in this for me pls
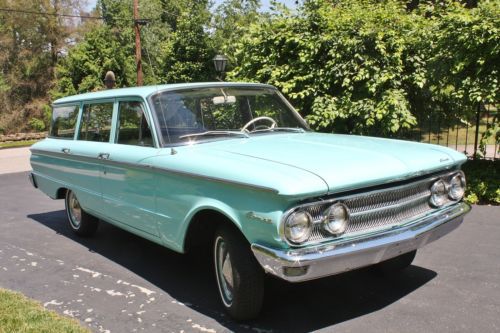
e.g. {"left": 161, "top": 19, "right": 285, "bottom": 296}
{"left": 246, "top": 212, "right": 273, "bottom": 224}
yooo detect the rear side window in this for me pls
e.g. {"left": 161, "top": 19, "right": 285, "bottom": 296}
{"left": 78, "top": 102, "right": 113, "bottom": 142}
{"left": 116, "top": 101, "right": 154, "bottom": 147}
{"left": 49, "top": 105, "right": 79, "bottom": 138}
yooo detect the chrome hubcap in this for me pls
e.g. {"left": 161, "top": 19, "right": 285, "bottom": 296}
{"left": 67, "top": 192, "right": 82, "bottom": 229}
{"left": 215, "top": 237, "right": 233, "bottom": 306}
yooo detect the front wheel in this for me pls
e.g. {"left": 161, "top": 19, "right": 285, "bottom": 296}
{"left": 214, "top": 225, "right": 264, "bottom": 320}
{"left": 65, "top": 190, "right": 99, "bottom": 237}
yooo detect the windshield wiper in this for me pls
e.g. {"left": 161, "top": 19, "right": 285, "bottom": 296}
{"left": 251, "top": 127, "right": 306, "bottom": 134}
{"left": 179, "top": 130, "right": 249, "bottom": 140}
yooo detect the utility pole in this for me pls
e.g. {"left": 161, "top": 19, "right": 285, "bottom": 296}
{"left": 134, "top": 0, "right": 143, "bottom": 86}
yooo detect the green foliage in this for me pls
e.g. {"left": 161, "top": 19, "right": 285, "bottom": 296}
{"left": 462, "top": 159, "right": 500, "bottom": 205}
{"left": 53, "top": 24, "right": 136, "bottom": 97}
{"left": 230, "top": 0, "right": 425, "bottom": 135}
{"left": 0, "top": 0, "right": 86, "bottom": 133}
{"left": 427, "top": 1, "right": 499, "bottom": 105}
{"left": 479, "top": 111, "right": 499, "bottom": 157}
{"left": 53, "top": 0, "right": 216, "bottom": 96}
{"left": 211, "top": 0, "right": 262, "bottom": 65}
{"left": 1, "top": 0, "right": 498, "bottom": 140}
{"left": 29, "top": 118, "right": 46, "bottom": 132}
{"left": 229, "top": 0, "right": 499, "bottom": 136}
{"left": 161, "top": 0, "right": 215, "bottom": 83}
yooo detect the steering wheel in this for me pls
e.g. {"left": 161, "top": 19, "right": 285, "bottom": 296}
{"left": 241, "top": 116, "right": 277, "bottom": 132}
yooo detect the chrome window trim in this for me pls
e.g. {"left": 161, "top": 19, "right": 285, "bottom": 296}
{"left": 77, "top": 100, "right": 115, "bottom": 143}
{"left": 114, "top": 98, "right": 160, "bottom": 149}
{"left": 47, "top": 103, "right": 81, "bottom": 140}
{"left": 146, "top": 85, "right": 311, "bottom": 148}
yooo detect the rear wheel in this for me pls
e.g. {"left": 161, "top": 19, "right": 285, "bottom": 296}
{"left": 375, "top": 250, "right": 417, "bottom": 274}
{"left": 214, "top": 225, "right": 264, "bottom": 320}
{"left": 65, "top": 190, "right": 99, "bottom": 237}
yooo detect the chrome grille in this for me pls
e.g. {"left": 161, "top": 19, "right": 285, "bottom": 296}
{"left": 301, "top": 177, "right": 437, "bottom": 243}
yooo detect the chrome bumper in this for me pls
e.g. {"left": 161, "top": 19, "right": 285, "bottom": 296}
{"left": 251, "top": 202, "right": 471, "bottom": 282}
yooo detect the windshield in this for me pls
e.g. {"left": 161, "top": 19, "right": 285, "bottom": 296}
{"left": 149, "top": 86, "right": 309, "bottom": 145}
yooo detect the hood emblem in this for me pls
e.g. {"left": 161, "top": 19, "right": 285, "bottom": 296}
{"left": 440, "top": 157, "right": 450, "bottom": 163}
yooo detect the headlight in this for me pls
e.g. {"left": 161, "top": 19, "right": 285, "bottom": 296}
{"left": 430, "top": 179, "right": 447, "bottom": 207}
{"left": 323, "top": 203, "right": 349, "bottom": 235}
{"left": 284, "top": 211, "right": 312, "bottom": 244}
{"left": 449, "top": 171, "right": 466, "bottom": 200}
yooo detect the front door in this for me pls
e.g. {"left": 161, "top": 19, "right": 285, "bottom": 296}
{"left": 99, "top": 100, "right": 160, "bottom": 237}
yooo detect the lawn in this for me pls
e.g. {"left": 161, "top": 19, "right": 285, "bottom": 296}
{"left": 0, "top": 140, "right": 39, "bottom": 149}
{"left": 0, "top": 289, "right": 90, "bottom": 333}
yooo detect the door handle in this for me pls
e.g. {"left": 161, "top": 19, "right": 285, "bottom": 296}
{"left": 61, "top": 148, "right": 70, "bottom": 154}
{"left": 97, "top": 153, "right": 110, "bottom": 160}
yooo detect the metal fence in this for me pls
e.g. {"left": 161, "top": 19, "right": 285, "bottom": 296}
{"left": 391, "top": 103, "right": 499, "bottom": 160}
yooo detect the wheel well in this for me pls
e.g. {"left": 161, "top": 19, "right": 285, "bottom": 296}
{"left": 56, "top": 188, "right": 67, "bottom": 199}
{"left": 184, "top": 209, "right": 242, "bottom": 254}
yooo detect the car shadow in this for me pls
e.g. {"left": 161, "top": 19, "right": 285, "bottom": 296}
{"left": 28, "top": 210, "right": 437, "bottom": 332}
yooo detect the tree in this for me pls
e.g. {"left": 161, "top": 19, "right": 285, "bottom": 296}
{"left": 211, "top": 0, "right": 261, "bottom": 64}
{"left": 159, "top": 0, "right": 216, "bottom": 83}
{"left": 53, "top": 0, "right": 217, "bottom": 97}
{"left": 229, "top": 0, "right": 499, "bottom": 137}
{"left": 0, "top": 0, "right": 86, "bottom": 133}
{"left": 230, "top": 0, "right": 425, "bottom": 135}
{"left": 427, "top": 1, "right": 499, "bottom": 106}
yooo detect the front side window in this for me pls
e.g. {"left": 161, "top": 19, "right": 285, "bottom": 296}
{"left": 116, "top": 101, "right": 154, "bottom": 147}
{"left": 149, "top": 86, "right": 309, "bottom": 145}
{"left": 78, "top": 102, "right": 113, "bottom": 142}
{"left": 49, "top": 105, "right": 79, "bottom": 138}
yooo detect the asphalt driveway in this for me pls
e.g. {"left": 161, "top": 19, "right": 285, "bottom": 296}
{"left": 1, "top": 170, "right": 499, "bottom": 332}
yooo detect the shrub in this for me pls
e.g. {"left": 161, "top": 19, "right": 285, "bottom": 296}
{"left": 230, "top": 0, "right": 424, "bottom": 136}
{"left": 29, "top": 118, "right": 46, "bottom": 132}
{"left": 462, "top": 159, "right": 499, "bottom": 205}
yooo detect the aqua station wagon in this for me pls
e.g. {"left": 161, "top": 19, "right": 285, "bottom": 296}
{"left": 30, "top": 82, "right": 470, "bottom": 320}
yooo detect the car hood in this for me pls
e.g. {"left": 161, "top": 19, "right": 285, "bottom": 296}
{"left": 203, "top": 132, "right": 467, "bottom": 194}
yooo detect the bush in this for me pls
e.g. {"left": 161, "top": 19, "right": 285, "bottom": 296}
{"left": 29, "top": 118, "right": 46, "bottom": 132}
{"left": 462, "top": 159, "right": 499, "bottom": 205}
{"left": 230, "top": 0, "right": 499, "bottom": 137}
{"left": 230, "top": 0, "right": 423, "bottom": 136}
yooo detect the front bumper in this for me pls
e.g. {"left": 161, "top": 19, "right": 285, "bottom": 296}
{"left": 251, "top": 202, "right": 470, "bottom": 282}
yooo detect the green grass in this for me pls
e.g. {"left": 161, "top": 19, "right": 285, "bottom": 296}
{"left": 0, "top": 289, "right": 90, "bottom": 333}
{"left": 419, "top": 123, "right": 496, "bottom": 146}
{"left": 0, "top": 140, "right": 39, "bottom": 149}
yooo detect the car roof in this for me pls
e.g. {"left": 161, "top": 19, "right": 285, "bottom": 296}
{"left": 53, "top": 82, "right": 276, "bottom": 105}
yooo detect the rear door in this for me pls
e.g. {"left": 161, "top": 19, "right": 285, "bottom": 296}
{"left": 69, "top": 100, "right": 115, "bottom": 215}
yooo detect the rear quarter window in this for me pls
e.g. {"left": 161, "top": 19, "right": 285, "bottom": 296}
{"left": 49, "top": 105, "right": 79, "bottom": 138}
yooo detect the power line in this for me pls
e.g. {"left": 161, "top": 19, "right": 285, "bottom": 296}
{"left": 0, "top": 7, "right": 174, "bottom": 22}
{"left": 0, "top": 7, "right": 104, "bottom": 20}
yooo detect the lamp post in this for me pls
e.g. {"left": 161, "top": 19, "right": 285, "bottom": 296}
{"left": 213, "top": 54, "right": 228, "bottom": 81}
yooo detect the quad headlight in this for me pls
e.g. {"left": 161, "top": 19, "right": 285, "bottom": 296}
{"left": 430, "top": 171, "right": 466, "bottom": 207}
{"left": 430, "top": 179, "right": 448, "bottom": 207}
{"left": 283, "top": 211, "right": 312, "bottom": 244}
{"left": 283, "top": 202, "right": 351, "bottom": 245}
{"left": 323, "top": 203, "right": 349, "bottom": 236}
{"left": 449, "top": 171, "right": 466, "bottom": 201}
